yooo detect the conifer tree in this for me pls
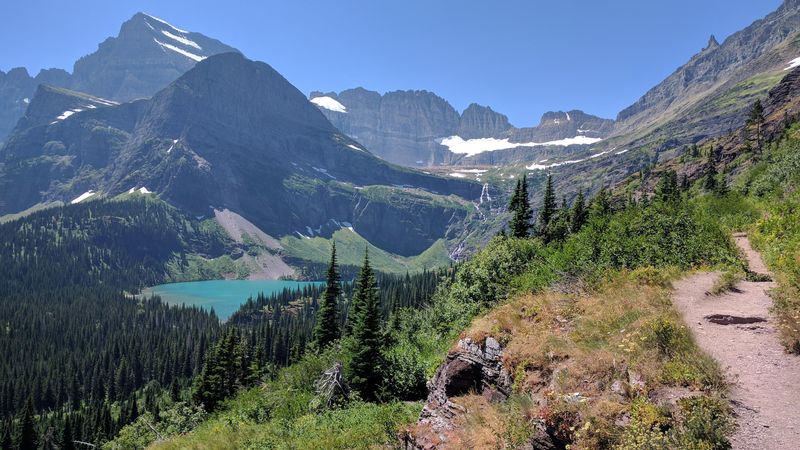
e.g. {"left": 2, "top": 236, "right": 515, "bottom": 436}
{"left": 680, "top": 174, "right": 690, "bottom": 191}
{"left": 704, "top": 146, "right": 718, "bottom": 191}
{"left": 537, "top": 174, "right": 557, "bottom": 238}
{"left": 748, "top": 99, "right": 765, "bottom": 150}
{"left": 345, "top": 251, "right": 383, "bottom": 401}
{"left": 14, "top": 398, "right": 37, "bottom": 450}
{"left": 509, "top": 176, "right": 532, "bottom": 238}
{"left": 590, "top": 187, "right": 612, "bottom": 218}
{"left": 313, "top": 242, "right": 342, "bottom": 347}
{"left": 656, "top": 170, "right": 679, "bottom": 202}
{"left": 570, "top": 190, "right": 587, "bottom": 233}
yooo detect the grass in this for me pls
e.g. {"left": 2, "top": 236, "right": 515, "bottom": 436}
{"left": 281, "top": 229, "right": 451, "bottom": 276}
{"left": 127, "top": 348, "right": 420, "bottom": 450}
{"left": 708, "top": 270, "right": 743, "bottom": 296}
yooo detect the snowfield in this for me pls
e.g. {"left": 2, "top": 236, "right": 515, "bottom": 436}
{"left": 439, "top": 135, "right": 603, "bottom": 157}
{"left": 70, "top": 191, "right": 96, "bottom": 204}
{"left": 310, "top": 96, "right": 347, "bottom": 113}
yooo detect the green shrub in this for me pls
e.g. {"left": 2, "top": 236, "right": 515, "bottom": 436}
{"left": 673, "top": 396, "right": 731, "bottom": 449}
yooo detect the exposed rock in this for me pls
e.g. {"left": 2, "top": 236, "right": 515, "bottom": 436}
{"left": 405, "top": 336, "right": 512, "bottom": 449}
{"left": 0, "top": 13, "right": 237, "bottom": 144}
{"left": 457, "top": 103, "right": 512, "bottom": 139}
{"left": 313, "top": 88, "right": 460, "bottom": 166}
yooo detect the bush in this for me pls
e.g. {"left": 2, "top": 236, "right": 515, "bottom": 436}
{"left": 673, "top": 396, "right": 731, "bottom": 449}
{"left": 448, "top": 236, "right": 547, "bottom": 306}
{"left": 380, "top": 343, "right": 428, "bottom": 401}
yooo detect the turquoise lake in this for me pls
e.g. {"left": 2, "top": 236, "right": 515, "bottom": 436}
{"left": 141, "top": 280, "right": 323, "bottom": 320}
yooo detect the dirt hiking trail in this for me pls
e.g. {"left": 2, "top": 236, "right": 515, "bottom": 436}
{"left": 671, "top": 234, "right": 800, "bottom": 449}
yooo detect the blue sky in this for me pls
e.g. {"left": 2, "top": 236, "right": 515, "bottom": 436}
{"left": 0, "top": 0, "right": 783, "bottom": 125}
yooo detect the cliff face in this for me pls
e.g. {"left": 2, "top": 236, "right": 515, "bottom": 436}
{"left": 457, "top": 103, "right": 512, "bottom": 139}
{"left": 311, "top": 90, "right": 614, "bottom": 167}
{"left": 312, "top": 88, "right": 461, "bottom": 166}
{"left": 70, "top": 13, "right": 238, "bottom": 102}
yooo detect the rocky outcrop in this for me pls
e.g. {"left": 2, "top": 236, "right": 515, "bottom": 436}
{"left": 512, "top": 110, "right": 614, "bottom": 142}
{"left": 312, "top": 88, "right": 461, "bottom": 166}
{"left": 404, "top": 337, "right": 515, "bottom": 449}
{"left": 0, "top": 67, "right": 72, "bottom": 143}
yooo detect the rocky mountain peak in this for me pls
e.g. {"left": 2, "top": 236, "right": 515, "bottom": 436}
{"left": 706, "top": 34, "right": 720, "bottom": 51}
{"left": 457, "top": 103, "right": 512, "bottom": 139}
{"left": 70, "top": 12, "right": 238, "bottom": 102}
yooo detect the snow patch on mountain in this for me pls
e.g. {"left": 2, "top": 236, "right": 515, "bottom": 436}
{"left": 70, "top": 191, "right": 96, "bottom": 204}
{"left": 785, "top": 56, "right": 800, "bottom": 71}
{"left": 310, "top": 96, "right": 347, "bottom": 113}
{"left": 439, "top": 135, "right": 603, "bottom": 157}
{"left": 526, "top": 148, "right": 616, "bottom": 171}
{"left": 161, "top": 30, "right": 202, "bottom": 50}
{"left": 153, "top": 38, "right": 206, "bottom": 62}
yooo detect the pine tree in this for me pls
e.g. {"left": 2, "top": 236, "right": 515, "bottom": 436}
{"left": 537, "top": 174, "right": 557, "bottom": 239}
{"left": 704, "top": 146, "right": 718, "bottom": 191}
{"left": 680, "top": 174, "right": 690, "bottom": 191}
{"left": 590, "top": 187, "right": 612, "bottom": 218}
{"left": 509, "top": 176, "right": 532, "bottom": 238}
{"left": 570, "top": 190, "right": 587, "bottom": 233}
{"left": 14, "top": 398, "right": 37, "bottom": 450}
{"left": 313, "top": 242, "right": 342, "bottom": 347}
{"left": 60, "top": 417, "right": 75, "bottom": 450}
{"left": 345, "top": 251, "right": 383, "bottom": 401}
{"left": 748, "top": 99, "right": 765, "bottom": 150}
{"left": 656, "top": 170, "right": 679, "bottom": 202}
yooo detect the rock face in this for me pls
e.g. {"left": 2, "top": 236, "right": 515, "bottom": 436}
{"left": 311, "top": 89, "right": 614, "bottom": 167}
{"left": 513, "top": 110, "right": 614, "bottom": 142}
{"left": 615, "top": 0, "right": 800, "bottom": 133}
{"left": 0, "top": 53, "right": 480, "bottom": 257}
{"left": 457, "top": 103, "right": 512, "bottom": 139}
{"left": 0, "top": 68, "right": 72, "bottom": 143}
{"left": 405, "top": 337, "right": 514, "bottom": 449}
{"left": 312, "top": 88, "right": 461, "bottom": 166}
{"left": 0, "top": 13, "right": 237, "bottom": 144}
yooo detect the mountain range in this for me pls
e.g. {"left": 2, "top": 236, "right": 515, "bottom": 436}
{"left": 0, "top": 12, "right": 237, "bottom": 143}
{"left": 2, "top": 1, "right": 800, "bottom": 276}
{"left": 309, "top": 89, "right": 614, "bottom": 167}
